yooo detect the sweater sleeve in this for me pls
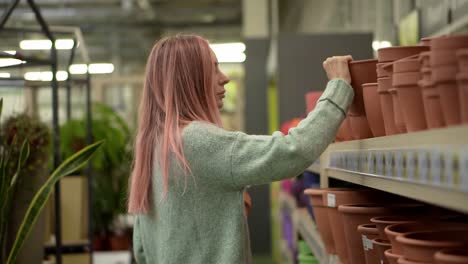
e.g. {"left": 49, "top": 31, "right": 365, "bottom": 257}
{"left": 133, "top": 217, "right": 147, "bottom": 264}
{"left": 230, "top": 79, "right": 353, "bottom": 188}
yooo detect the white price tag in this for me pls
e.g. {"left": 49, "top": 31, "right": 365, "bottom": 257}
{"left": 368, "top": 151, "right": 375, "bottom": 175}
{"left": 327, "top": 193, "right": 336, "bottom": 208}
{"left": 418, "top": 150, "right": 429, "bottom": 183}
{"left": 406, "top": 150, "right": 416, "bottom": 181}
{"left": 385, "top": 151, "right": 393, "bottom": 177}
{"left": 430, "top": 149, "right": 442, "bottom": 186}
{"left": 444, "top": 150, "right": 454, "bottom": 187}
{"left": 460, "top": 149, "right": 468, "bottom": 192}
{"left": 376, "top": 151, "right": 384, "bottom": 175}
{"left": 395, "top": 150, "right": 404, "bottom": 179}
{"left": 361, "top": 235, "right": 373, "bottom": 251}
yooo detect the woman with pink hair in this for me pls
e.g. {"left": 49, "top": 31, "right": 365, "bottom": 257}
{"left": 128, "top": 34, "right": 353, "bottom": 264}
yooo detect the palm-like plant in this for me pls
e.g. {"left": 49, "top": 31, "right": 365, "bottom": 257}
{"left": 0, "top": 98, "right": 103, "bottom": 263}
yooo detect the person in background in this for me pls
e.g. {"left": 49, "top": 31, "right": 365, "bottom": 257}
{"left": 128, "top": 34, "right": 353, "bottom": 264}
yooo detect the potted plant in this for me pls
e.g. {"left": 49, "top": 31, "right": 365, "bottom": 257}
{"left": 59, "top": 103, "right": 132, "bottom": 250}
{"left": 1, "top": 113, "right": 51, "bottom": 264}
{"left": 0, "top": 98, "right": 103, "bottom": 263}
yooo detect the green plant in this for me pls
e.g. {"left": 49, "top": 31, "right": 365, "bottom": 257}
{"left": 0, "top": 98, "right": 104, "bottom": 263}
{"left": 59, "top": 103, "right": 132, "bottom": 234}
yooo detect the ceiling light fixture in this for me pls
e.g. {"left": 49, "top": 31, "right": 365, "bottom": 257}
{"left": 69, "top": 63, "right": 114, "bottom": 74}
{"left": 24, "top": 71, "right": 68, "bottom": 81}
{"left": 0, "top": 58, "right": 25, "bottom": 67}
{"left": 19, "top": 39, "right": 75, "bottom": 50}
{"left": 210, "top": 42, "right": 246, "bottom": 63}
{"left": 0, "top": 72, "right": 11, "bottom": 78}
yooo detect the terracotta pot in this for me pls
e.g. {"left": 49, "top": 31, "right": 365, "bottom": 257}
{"left": 394, "top": 56, "right": 421, "bottom": 73}
{"left": 389, "top": 88, "right": 407, "bottom": 133}
{"left": 457, "top": 72, "right": 468, "bottom": 124}
{"left": 456, "top": 49, "right": 468, "bottom": 71}
{"left": 349, "top": 59, "right": 378, "bottom": 115}
{"left": 419, "top": 52, "right": 431, "bottom": 69}
{"left": 109, "top": 233, "right": 130, "bottom": 251}
{"left": 420, "top": 67, "right": 431, "bottom": 84}
{"left": 357, "top": 224, "right": 380, "bottom": 264}
{"left": 420, "top": 81, "right": 446, "bottom": 129}
{"left": 338, "top": 203, "right": 419, "bottom": 264}
{"left": 378, "top": 77, "right": 399, "bottom": 135}
{"left": 431, "top": 34, "right": 468, "bottom": 50}
{"left": 435, "top": 248, "right": 468, "bottom": 264}
{"left": 386, "top": 249, "right": 403, "bottom": 264}
{"left": 420, "top": 37, "right": 436, "bottom": 46}
{"left": 393, "top": 72, "right": 428, "bottom": 132}
{"left": 371, "top": 216, "right": 421, "bottom": 240}
{"left": 431, "top": 49, "right": 459, "bottom": 67}
{"left": 378, "top": 62, "right": 393, "bottom": 78}
{"left": 336, "top": 116, "right": 354, "bottom": 141}
{"left": 349, "top": 114, "right": 374, "bottom": 139}
{"left": 305, "top": 91, "right": 323, "bottom": 113}
{"left": 397, "top": 229, "right": 468, "bottom": 262}
{"left": 397, "top": 258, "right": 431, "bottom": 264}
{"left": 373, "top": 238, "right": 392, "bottom": 264}
{"left": 432, "top": 65, "right": 461, "bottom": 126}
{"left": 378, "top": 46, "right": 430, "bottom": 63}
{"left": 363, "top": 83, "right": 386, "bottom": 137}
{"left": 324, "top": 189, "right": 381, "bottom": 264}
{"left": 304, "top": 188, "right": 336, "bottom": 254}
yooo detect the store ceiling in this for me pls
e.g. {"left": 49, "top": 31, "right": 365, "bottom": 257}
{"left": 0, "top": 0, "right": 242, "bottom": 73}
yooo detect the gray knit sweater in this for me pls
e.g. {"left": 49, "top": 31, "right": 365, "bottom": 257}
{"left": 133, "top": 79, "right": 353, "bottom": 264}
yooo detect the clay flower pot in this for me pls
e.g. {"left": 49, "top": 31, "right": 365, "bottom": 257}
{"left": 336, "top": 116, "right": 354, "bottom": 141}
{"left": 305, "top": 91, "right": 323, "bottom": 113}
{"left": 456, "top": 49, "right": 468, "bottom": 71}
{"left": 349, "top": 59, "right": 378, "bottom": 115}
{"left": 457, "top": 72, "right": 468, "bottom": 124}
{"left": 304, "top": 188, "right": 336, "bottom": 254}
{"left": 373, "top": 238, "right": 392, "bottom": 264}
{"left": 397, "top": 258, "right": 432, "bottom": 264}
{"left": 357, "top": 224, "right": 380, "bottom": 264}
{"left": 349, "top": 114, "right": 374, "bottom": 139}
{"left": 397, "top": 229, "right": 468, "bottom": 262}
{"left": 371, "top": 216, "right": 421, "bottom": 240}
{"left": 435, "top": 248, "right": 468, "bottom": 264}
{"left": 421, "top": 67, "right": 431, "bottom": 83}
{"left": 363, "top": 83, "right": 386, "bottom": 137}
{"left": 394, "top": 55, "right": 421, "bottom": 73}
{"left": 420, "top": 80, "right": 446, "bottom": 129}
{"left": 378, "top": 77, "right": 399, "bottom": 135}
{"left": 389, "top": 88, "right": 407, "bottom": 133}
{"left": 378, "top": 62, "right": 393, "bottom": 78}
{"left": 324, "top": 189, "right": 381, "bottom": 264}
{"left": 419, "top": 52, "right": 431, "bottom": 69}
{"left": 385, "top": 249, "right": 403, "bottom": 264}
{"left": 431, "top": 35, "right": 468, "bottom": 50}
{"left": 433, "top": 64, "right": 461, "bottom": 126}
{"left": 393, "top": 71, "right": 427, "bottom": 132}
{"left": 338, "top": 204, "right": 395, "bottom": 264}
{"left": 378, "top": 46, "right": 430, "bottom": 63}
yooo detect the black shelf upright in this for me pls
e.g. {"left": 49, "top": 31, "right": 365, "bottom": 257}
{"left": 0, "top": 1, "right": 94, "bottom": 263}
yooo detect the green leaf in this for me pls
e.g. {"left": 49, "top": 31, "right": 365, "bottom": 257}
{"left": 6, "top": 140, "right": 103, "bottom": 264}
{"left": 10, "top": 140, "right": 29, "bottom": 189}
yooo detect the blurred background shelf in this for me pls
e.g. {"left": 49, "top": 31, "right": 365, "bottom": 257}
{"left": 296, "top": 208, "right": 327, "bottom": 262}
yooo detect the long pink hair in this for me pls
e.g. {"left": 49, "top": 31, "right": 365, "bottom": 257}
{"left": 128, "top": 35, "right": 223, "bottom": 214}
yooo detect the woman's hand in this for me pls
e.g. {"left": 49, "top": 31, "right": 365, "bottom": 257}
{"left": 323, "top": 55, "right": 353, "bottom": 85}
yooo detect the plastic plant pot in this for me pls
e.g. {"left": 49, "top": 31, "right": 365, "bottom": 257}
{"left": 349, "top": 59, "right": 379, "bottom": 115}
{"left": 371, "top": 215, "right": 421, "bottom": 240}
{"left": 420, "top": 80, "right": 446, "bottom": 129}
{"left": 373, "top": 238, "right": 392, "bottom": 264}
{"left": 378, "top": 46, "right": 429, "bottom": 63}
{"left": 349, "top": 114, "right": 374, "bottom": 139}
{"left": 435, "top": 248, "right": 468, "bottom": 264}
{"left": 363, "top": 83, "right": 386, "bottom": 137}
{"left": 457, "top": 72, "right": 468, "bottom": 124}
{"left": 385, "top": 249, "right": 402, "bottom": 264}
{"left": 432, "top": 64, "right": 461, "bottom": 126}
{"left": 357, "top": 224, "right": 380, "bottom": 264}
{"left": 389, "top": 88, "right": 407, "bottom": 133}
{"left": 378, "top": 77, "right": 399, "bottom": 135}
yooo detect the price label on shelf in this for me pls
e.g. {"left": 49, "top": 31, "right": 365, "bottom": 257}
{"left": 430, "top": 149, "right": 442, "bottom": 186}
{"left": 406, "top": 150, "right": 416, "bottom": 181}
{"left": 376, "top": 151, "right": 384, "bottom": 175}
{"left": 444, "top": 150, "right": 455, "bottom": 187}
{"left": 460, "top": 149, "right": 468, "bottom": 192}
{"left": 395, "top": 150, "right": 404, "bottom": 179}
{"left": 385, "top": 151, "right": 393, "bottom": 177}
{"left": 360, "top": 152, "right": 367, "bottom": 173}
{"left": 418, "top": 150, "right": 429, "bottom": 183}
{"left": 368, "top": 151, "right": 375, "bottom": 175}
{"left": 352, "top": 152, "right": 359, "bottom": 172}
{"left": 327, "top": 193, "right": 336, "bottom": 208}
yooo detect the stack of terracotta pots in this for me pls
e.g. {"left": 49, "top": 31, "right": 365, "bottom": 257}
{"left": 331, "top": 34, "right": 468, "bottom": 143}
{"left": 377, "top": 46, "right": 430, "bottom": 135}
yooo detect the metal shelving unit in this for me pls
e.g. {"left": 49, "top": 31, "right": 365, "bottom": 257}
{"left": 0, "top": 1, "right": 94, "bottom": 263}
